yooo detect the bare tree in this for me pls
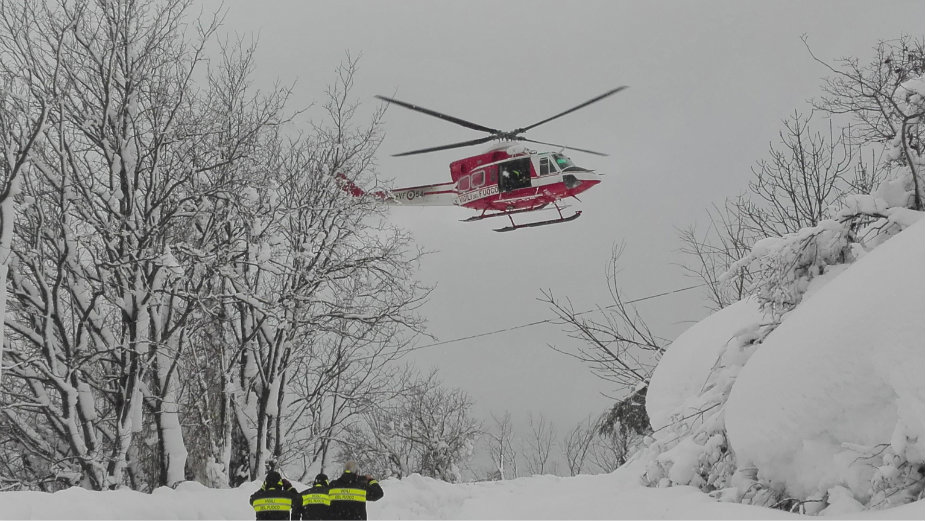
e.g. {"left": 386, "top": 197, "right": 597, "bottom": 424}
{"left": 588, "top": 430, "right": 630, "bottom": 474}
{"left": 336, "top": 367, "right": 416, "bottom": 480}
{"left": 679, "top": 111, "right": 883, "bottom": 310}
{"left": 0, "top": 0, "right": 241, "bottom": 490}
{"left": 340, "top": 368, "right": 480, "bottom": 482}
{"left": 0, "top": 32, "right": 49, "bottom": 386}
{"left": 742, "top": 111, "right": 858, "bottom": 236}
{"left": 678, "top": 198, "right": 755, "bottom": 310}
{"left": 210, "top": 54, "right": 427, "bottom": 481}
{"left": 542, "top": 243, "right": 664, "bottom": 392}
{"left": 0, "top": 2, "right": 427, "bottom": 493}
{"left": 807, "top": 35, "right": 924, "bottom": 209}
{"left": 523, "top": 413, "right": 557, "bottom": 476}
{"left": 485, "top": 411, "right": 518, "bottom": 480}
{"left": 283, "top": 322, "right": 414, "bottom": 481}
{"left": 562, "top": 417, "right": 596, "bottom": 477}
{"left": 541, "top": 244, "right": 661, "bottom": 476}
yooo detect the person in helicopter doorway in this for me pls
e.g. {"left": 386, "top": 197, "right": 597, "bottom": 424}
{"left": 500, "top": 164, "right": 529, "bottom": 192}
{"left": 249, "top": 470, "right": 302, "bottom": 520}
{"left": 327, "top": 460, "right": 384, "bottom": 520}
{"left": 296, "top": 473, "right": 331, "bottom": 520}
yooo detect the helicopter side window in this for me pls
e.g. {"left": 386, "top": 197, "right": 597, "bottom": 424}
{"left": 471, "top": 170, "right": 485, "bottom": 188}
{"left": 457, "top": 175, "right": 470, "bottom": 192}
{"left": 539, "top": 157, "right": 558, "bottom": 176}
{"left": 487, "top": 167, "right": 498, "bottom": 185}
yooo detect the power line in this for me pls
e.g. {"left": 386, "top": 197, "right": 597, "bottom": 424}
{"left": 405, "top": 283, "right": 706, "bottom": 354}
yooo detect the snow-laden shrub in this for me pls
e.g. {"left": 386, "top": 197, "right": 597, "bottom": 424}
{"left": 723, "top": 219, "right": 855, "bottom": 320}
{"left": 867, "top": 420, "right": 925, "bottom": 508}
{"left": 724, "top": 161, "right": 924, "bottom": 322}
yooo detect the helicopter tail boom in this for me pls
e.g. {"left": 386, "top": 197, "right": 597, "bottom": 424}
{"left": 388, "top": 182, "right": 458, "bottom": 205}
{"left": 336, "top": 173, "right": 457, "bottom": 206}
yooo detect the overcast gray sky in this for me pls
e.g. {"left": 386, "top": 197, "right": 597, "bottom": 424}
{"left": 205, "top": 0, "right": 925, "bottom": 453}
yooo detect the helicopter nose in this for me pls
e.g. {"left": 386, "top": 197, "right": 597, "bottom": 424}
{"left": 563, "top": 174, "right": 581, "bottom": 189}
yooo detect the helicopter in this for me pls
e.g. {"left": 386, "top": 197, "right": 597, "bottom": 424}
{"left": 341, "top": 87, "right": 626, "bottom": 232}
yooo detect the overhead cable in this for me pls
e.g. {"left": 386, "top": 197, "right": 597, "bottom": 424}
{"left": 404, "top": 283, "right": 706, "bottom": 354}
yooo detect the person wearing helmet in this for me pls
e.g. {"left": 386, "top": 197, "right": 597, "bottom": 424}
{"left": 327, "top": 461, "right": 383, "bottom": 520}
{"left": 297, "top": 473, "right": 331, "bottom": 520}
{"left": 249, "top": 470, "right": 301, "bottom": 520}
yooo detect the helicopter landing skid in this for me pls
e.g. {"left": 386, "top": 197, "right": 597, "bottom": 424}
{"left": 494, "top": 210, "right": 582, "bottom": 232}
{"left": 460, "top": 204, "right": 550, "bottom": 222}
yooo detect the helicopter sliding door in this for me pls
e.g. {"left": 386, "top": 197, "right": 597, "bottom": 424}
{"left": 498, "top": 158, "right": 532, "bottom": 192}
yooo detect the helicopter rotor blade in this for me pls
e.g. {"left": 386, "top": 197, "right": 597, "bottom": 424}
{"left": 518, "top": 86, "right": 627, "bottom": 134}
{"left": 392, "top": 136, "right": 497, "bottom": 157}
{"left": 376, "top": 95, "right": 502, "bottom": 135}
{"left": 517, "top": 137, "right": 609, "bottom": 157}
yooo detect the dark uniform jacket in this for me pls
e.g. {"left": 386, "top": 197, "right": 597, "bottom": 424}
{"left": 297, "top": 481, "right": 331, "bottom": 520}
{"left": 328, "top": 471, "right": 384, "bottom": 520}
{"left": 250, "top": 475, "right": 302, "bottom": 520}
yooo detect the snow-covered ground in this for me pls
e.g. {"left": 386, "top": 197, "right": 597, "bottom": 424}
{"left": 0, "top": 460, "right": 921, "bottom": 520}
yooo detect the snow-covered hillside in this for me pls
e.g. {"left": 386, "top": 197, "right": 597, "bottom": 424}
{"left": 641, "top": 215, "right": 925, "bottom": 516}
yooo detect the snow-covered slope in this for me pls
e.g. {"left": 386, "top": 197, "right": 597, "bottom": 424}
{"left": 726, "top": 217, "right": 925, "bottom": 505}
{"left": 643, "top": 215, "right": 925, "bottom": 515}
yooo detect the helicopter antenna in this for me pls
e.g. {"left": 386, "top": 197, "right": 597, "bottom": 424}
{"left": 375, "top": 86, "right": 626, "bottom": 157}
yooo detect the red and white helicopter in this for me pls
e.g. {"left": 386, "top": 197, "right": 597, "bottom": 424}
{"left": 343, "top": 87, "right": 626, "bottom": 232}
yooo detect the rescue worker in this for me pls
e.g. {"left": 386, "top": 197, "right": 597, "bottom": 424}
{"left": 327, "top": 461, "right": 383, "bottom": 520}
{"left": 249, "top": 470, "right": 301, "bottom": 520}
{"left": 297, "top": 473, "right": 331, "bottom": 520}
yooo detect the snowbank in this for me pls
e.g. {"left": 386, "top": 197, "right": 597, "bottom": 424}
{"left": 646, "top": 297, "right": 765, "bottom": 431}
{"left": 725, "top": 217, "right": 925, "bottom": 505}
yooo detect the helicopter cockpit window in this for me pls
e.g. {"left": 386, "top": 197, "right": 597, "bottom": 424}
{"left": 553, "top": 154, "right": 575, "bottom": 170}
